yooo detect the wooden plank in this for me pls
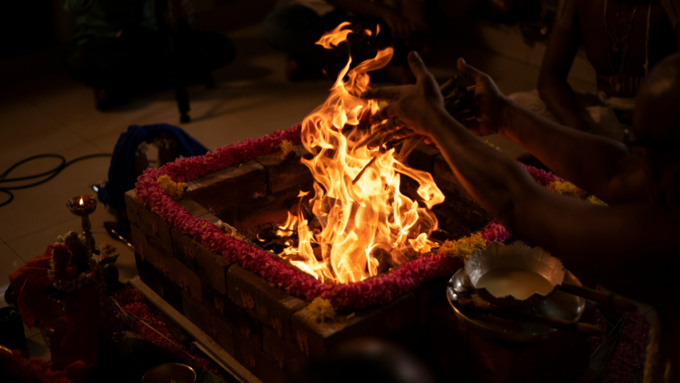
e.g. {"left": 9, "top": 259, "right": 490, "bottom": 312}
{"left": 129, "top": 276, "right": 262, "bottom": 383}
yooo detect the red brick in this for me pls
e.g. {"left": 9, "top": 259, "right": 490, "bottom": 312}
{"left": 137, "top": 231, "right": 202, "bottom": 302}
{"left": 232, "top": 185, "right": 313, "bottom": 238}
{"left": 262, "top": 325, "right": 309, "bottom": 373}
{"left": 255, "top": 144, "right": 314, "bottom": 194}
{"left": 176, "top": 196, "right": 209, "bottom": 218}
{"left": 169, "top": 227, "right": 199, "bottom": 270}
{"left": 235, "top": 332, "right": 291, "bottom": 383}
{"left": 135, "top": 253, "right": 184, "bottom": 314}
{"left": 164, "top": 254, "right": 202, "bottom": 302}
{"left": 131, "top": 224, "right": 167, "bottom": 271}
{"left": 182, "top": 289, "right": 210, "bottom": 332}
{"left": 291, "top": 293, "right": 418, "bottom": 358}
{"left": 186, "top": 160, "right": 267, "bottom": 214}
{"left": 125, "top": 190, "right": 173, "bottom": 254}
{"left": 134, "top": 252, "right": 163, "bottom": 298}
{"left": 406, "top": 142, "right": 440, "bottom": 173}
{"left": 227, "top": 265, "right": 308, "bottom": 342}
{"left": 171, "top": 227, "right": 232, "bottom": 295}
{"left": 203, "top": 283, "right": 262, "bottom": 352}
{"left": 182, "top": 291, "right": 236, "bottom": 356}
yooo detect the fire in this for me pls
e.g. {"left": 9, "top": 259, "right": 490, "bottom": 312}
{"left": 79, "top": 198, "right": 84, "bottom": 205}
{"left": 279, "top": 23, "right": 445, "bottom": 283}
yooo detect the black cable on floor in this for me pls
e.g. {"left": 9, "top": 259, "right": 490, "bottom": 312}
{"left": 0, "top": 153, "right": 112, "bottom": 207}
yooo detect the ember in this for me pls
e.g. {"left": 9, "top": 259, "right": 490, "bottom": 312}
{"left": 274, "top": 22, "right": 445, "bottom": 283}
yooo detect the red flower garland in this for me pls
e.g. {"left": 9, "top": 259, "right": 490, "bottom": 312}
{"left": 113, "top": 289, "right": 222, "bottom": 377}
{"left": 134, "top": 124, "right": 516, "bottom": 310}
{"left": 601, "top": 311, "right": 650, "bottom": 382}
{"left": 0, "top": 349, "right": 72, "bottom": 383}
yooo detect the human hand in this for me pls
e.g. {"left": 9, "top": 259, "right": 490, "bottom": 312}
{"left": 456, "top": 58, "right": 510, "bottom": 136}
{"left": 361, "top": 51, "right": 445, "bottom": 139}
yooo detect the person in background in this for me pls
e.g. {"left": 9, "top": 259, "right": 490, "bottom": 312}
{"left": 64, "top": 0, "right": 236, "bottom": 110}
{"left": 363, "top": 50, "right": 680, "bottom": 382}
{"left": 509, "top": 0, "right": 679, "bottom": 141}
{"left": 262, "top": 0, "right": 429, "bottom": 83}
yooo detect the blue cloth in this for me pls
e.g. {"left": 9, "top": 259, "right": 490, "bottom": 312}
{"left": 98, "top": 123, "right": 209, "bottom": 208}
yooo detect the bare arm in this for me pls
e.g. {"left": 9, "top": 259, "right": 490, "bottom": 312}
{"left": 498, "top": 97, "right": 647, "bottom": 203}
{"left": 537, "top": 0, "right": 591, "bottom": 131}
{"left": 362, "top": 52, "right": 680, "bottom": 305}
{"left": 465, "top": 57, "right": 646, "bottom": 203}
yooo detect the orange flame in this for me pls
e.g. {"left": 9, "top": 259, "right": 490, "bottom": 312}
{"left": 280, "top": 23, "right": 444, "bottom": 283}
{"left": 79, "top": 198, "right": 84, "bottom": 205}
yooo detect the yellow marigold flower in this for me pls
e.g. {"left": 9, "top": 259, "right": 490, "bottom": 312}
{"left": 587, "top": 195, "right": 606, "bottom": 206}
{"left": 216, "top": 220, "right": 251, "bottom": 243}
{"left": 547, "top": 181, "right": 586, "bottom": 198}
{"left": 439, "top": 233, "right": 487, "bottom": 260}
{"left": 307, "top": 298, "right": 344, "bottom": 329}
{"left": 156, "top": 175, "right": 187, "bottom": 199}
{"left": 279, "top": 140, "right": 297, "bottom": 159}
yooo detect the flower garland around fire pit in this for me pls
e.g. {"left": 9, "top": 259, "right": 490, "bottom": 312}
{"left": 134, "top": 124, "right": 602, "bottom": 310}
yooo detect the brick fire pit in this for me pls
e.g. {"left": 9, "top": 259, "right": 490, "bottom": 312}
{"left": 126, "top": 141, "right": 590, "bottom": 383}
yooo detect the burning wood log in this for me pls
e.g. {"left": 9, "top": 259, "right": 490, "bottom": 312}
{"left": 351, "top": 156, "right": 377, "bottom": 184}
{"left": 395, "top": 136, "right": 425, "bottom": 163}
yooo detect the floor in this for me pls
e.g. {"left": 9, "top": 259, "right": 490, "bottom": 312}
{"left": 0, "top": 22, "right": 596, "bottom": 360}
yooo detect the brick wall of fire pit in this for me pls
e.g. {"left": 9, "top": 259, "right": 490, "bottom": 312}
{"left": 125, "top": 143, "right": 589, "bottom": 383}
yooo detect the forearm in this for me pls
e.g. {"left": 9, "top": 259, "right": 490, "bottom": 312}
{"left": 537, "top": 71, "right": 589, "bottom": 129}
{"left": 326, "top": 0, "right": 391, "bottom": 18}
{"left": 498, "top": 99, "right": 630, "bottom": 200}
{"left": 427, "top": 108, "right": 542, "bottom": 224}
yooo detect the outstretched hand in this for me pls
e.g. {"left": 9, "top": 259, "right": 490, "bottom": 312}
{"left": 456, "top": 58, "right": 509, "bottom": 136}
{"left": 361, "top": 53, "right": 511, "bottom": 140}
{"left": 361, "top": 51, "right": 444, "bottom": 139}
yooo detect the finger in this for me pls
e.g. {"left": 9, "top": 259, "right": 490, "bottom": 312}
{"left": 407, "top": 51, "right": 430, "bottom": 81}
{"left": 456, "top": 58, "right": 487, "bottom": 83}
{"left": 370, "top": 104, "right": 400, "bottom": 123}
{"left": 361, "top": 86, "right": 403, "bottom": 101}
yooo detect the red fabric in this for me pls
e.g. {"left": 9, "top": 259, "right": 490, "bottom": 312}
{"left": 9, "top": 246, "right": 61, "bottom": 328}
{"left": 9, "top": 244, "right": 99, "bottom": 383}
{"left": 48, "top": 286, "right": 99, "bottom": 382}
